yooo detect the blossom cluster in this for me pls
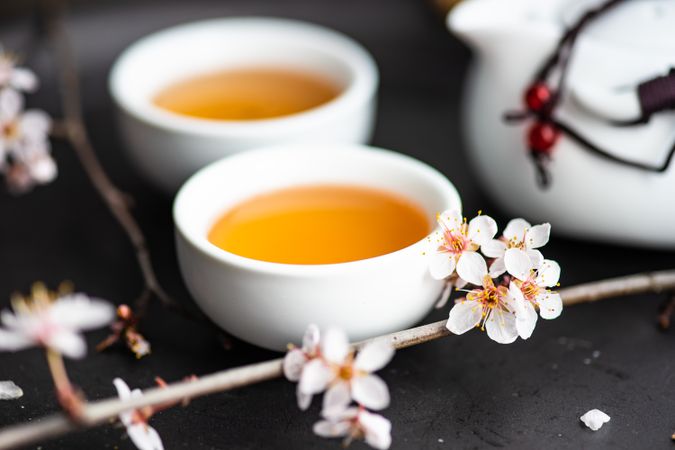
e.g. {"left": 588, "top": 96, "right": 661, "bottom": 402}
{"left": 284, "top": 325, "right": 394, "bottom": 449}
{"left": 428, "top": 210, "right": 562, "bottom": 343}
{"left": 0, "top": 50, "right": 55, "bottom": 192}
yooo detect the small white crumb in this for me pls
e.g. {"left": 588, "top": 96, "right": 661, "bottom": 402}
{"left": 592, "top": 350, "right": 601, "bottom": 359}
{"left": 438, "top": 438, "right": 444, "bottom": 443}
{"left": 580, "top": 409, "right": 610, "bottom": 431}
{"left": 0, "top": 381, "right": 23, "bottom": 400}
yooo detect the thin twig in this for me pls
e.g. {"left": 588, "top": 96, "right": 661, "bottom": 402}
{"left": 1, "top": 268, "right": 675, "bottom": 450}
{"left": 44, "top": 4, "right": 200, "bottom": 322}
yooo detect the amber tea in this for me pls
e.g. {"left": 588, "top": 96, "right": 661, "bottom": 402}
{"left": 153, "top": 67, "right": 340, "bottom": 121}
{"left": 208, "top": 184, "right": 431, "bottom": 264}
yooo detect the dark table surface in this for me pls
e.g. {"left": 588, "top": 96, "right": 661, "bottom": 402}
{"left": 1, "top": 1, "right": 674, "bottom": 449}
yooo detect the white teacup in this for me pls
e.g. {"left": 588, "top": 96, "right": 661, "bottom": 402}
{"left": 173, "top": 143, "right": 461, "bottom": 351}
{"left": 109, "top": 17, "right": 378, "bottom": 192}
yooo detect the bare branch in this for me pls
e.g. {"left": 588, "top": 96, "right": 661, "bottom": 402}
{"left": 45, "top": 3, "right": 203, "bottom": 323}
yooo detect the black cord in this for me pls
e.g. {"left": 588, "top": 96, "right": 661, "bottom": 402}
{"left": 504, "top": 0, "right": 675, "bottom": 186}
{"left": 553, "top": 119, "right": 675, "bottom": 173}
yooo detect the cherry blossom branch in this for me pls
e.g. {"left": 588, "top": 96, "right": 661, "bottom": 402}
{"left": 1, "top": 268, "right": 674, "bottom": 450}
{"left": 44, "top": 5, "right": 201, "bottom": 323}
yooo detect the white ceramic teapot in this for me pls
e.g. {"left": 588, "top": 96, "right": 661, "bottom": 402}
{"left": 448, "top": 0, "right": 675, "bottom": 248}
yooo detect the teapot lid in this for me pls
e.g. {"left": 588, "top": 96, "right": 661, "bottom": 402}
{"left": 564, "top": 0, "right": 675, "bottom": 51}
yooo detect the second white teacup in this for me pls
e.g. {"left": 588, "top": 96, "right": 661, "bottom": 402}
{"left": 110, "top": 17, "right": 378, "bottom": 192}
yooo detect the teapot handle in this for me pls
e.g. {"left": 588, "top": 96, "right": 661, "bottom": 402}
{"left": 571, "top": 69, "right": 675, "bottom": 124}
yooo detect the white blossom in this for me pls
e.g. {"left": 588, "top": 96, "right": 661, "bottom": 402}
{"left": 296, "top": 328, "right": 394, "bottom": 414}
{"left": 482, "top": 218, "right": 550, "bottom": 277}
{"left": 428, "top": 209, "right": 497, "bottom": 280}
{"left": 446, "top": 252, "right": 518, "bottom": 344}
{"left": 0, "top": 88, "right": 55, "bottom": 192}
{"left": 113, "top": 378, "right": 164, "bottom": 450}
{"left": 0, "top": 292, "right": 114, "bottom": 359}
{"left": 505, "top": 249, "right": 562, "bottom": 339}
{"left": 283, "top": 324, "right": 320, "bottom": 409}
{"left": 0, "top": 52, "right": 38, "bottom": 92}
{"left": 314, "top": 406, "right": 392, "bottom": 450}
{"left": 580, "top": 409, "right": 610, "bottom": 431}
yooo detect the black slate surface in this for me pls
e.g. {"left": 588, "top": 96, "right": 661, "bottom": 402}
{"left": 0, "top": 1, "right": 674, "bottom": 449}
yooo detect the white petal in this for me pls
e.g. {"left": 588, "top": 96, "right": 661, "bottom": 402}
{"left": 49, "top": 294, "right": 114, "bottom": 331}
{"left": 113, "top": 378, "right": 131, "bottom": 400}
{"left": 0, "top": 328, "right": 35, "bottom": 351}
{"left": 525, "top": 223, "right": 551, "bottom": 249}
{"left": 454, "top": 277, "right": 468, "bottom": 290}
{"left": 297, "top": 387, "right": 312, "bottom": 411}
{"left": 467, "top": 215, "right": 498, "bottom": 246}
{"left": 144, "top": 426, "right": 164, "bottom": 450}
{"left": 446, "top": 300, "right": 483, "bottom": 335}
{"left": 0, "top": 381, "right": 23, "bottom": 400}
{"left": 354, "top": 339, "right": 394, "bottom": 372}
{"left": 537, "top": 292, "right": 563, "bottom": 319}
{"left": 488, "top": 257, "right": 506, "bottom": 278}
{"left": 321, "top": 327, "right": 350, "bottom": 364}
{"left": 456, "top": 251, "right": 487, "bottom": 286}
{"left": 509, "top": 281, "right": 525, "bottom": 304}
{"left": 10, "top": 68, "right": 37, "bottom": 92}
{"left": 437, "top": 209, "right": 463, "bottom": 232}
{"left": 504, "top": 248, "right": 533, "bottom": 281}
{"left": 127, "top": 423, "right": 164, "bottom": 450}
{"left": 0, "top": 88, "right": 22, "bottom": 120}
{"left": 481, "top": 239, "right": 507, "bottom": 258}
{"left": 298, "top": 359, "right": 333, "bottom": 395}
{"left": 360, "top": 411, "right": 393, "bottom": 450}
{"left": 511, "top": 285, "right": 538, "bottom": 340}
{"left": 526, "top": 249, "right": 544, "bottom": 269}
{"left": 48, "top": 330, "right": 87, "bottom": 359}
{"left": 580, "top": 409, "right": 610, "bottom": 431}
{"left": 429, "top": 251, "right": 456, "bottom": 280}
{"left": 322, "top": 382, "right": 351, "bottom": 418}
{"left": 313, "top": 419, "right": 352, "bottom": 438}
{"left": 352, "top": 374, "right": 390, "bottom": 410}
{"left": 283, "top": 349, "right": 306, "bottom": 382}
{"left": 485, "top": 310, "right": 518, "bottom": 344}
{"left": 27, "top": 155, "right": 57, "bottom": 184}
{"left": 19, "top": 110, "right": 51, "bottom": 139}
{"left": 535, "top": 260, "right": 561, "bottom": 288}
{"left": 302, "top": 324, "right": 320, "bottom": 353}
{"left": 503, "top": 218, "right": 531, "bottom": 241}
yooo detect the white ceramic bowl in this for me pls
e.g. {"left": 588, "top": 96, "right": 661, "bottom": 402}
{"left": 110, "top": 17, "right": 378, "bottom": 192}
{"left": 174, "top": 144, "right": 461, "bottom": 351}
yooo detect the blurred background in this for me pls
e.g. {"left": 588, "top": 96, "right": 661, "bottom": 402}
{"left": 0, "top": 1, "right": 674, "bottom": 449}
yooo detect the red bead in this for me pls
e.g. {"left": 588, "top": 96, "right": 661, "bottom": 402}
{"left": 525, "top": 82, "right": 552, "bottom": 112}
{"left": 528, "top": 121, "right": 560, "bottom": 154}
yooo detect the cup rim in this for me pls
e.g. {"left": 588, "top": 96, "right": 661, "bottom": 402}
{"left": 173, "top": 144, "right": 462, "bottom": 276}
{"left": 109, "top": 16, "right": 378, "bottom": 138}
